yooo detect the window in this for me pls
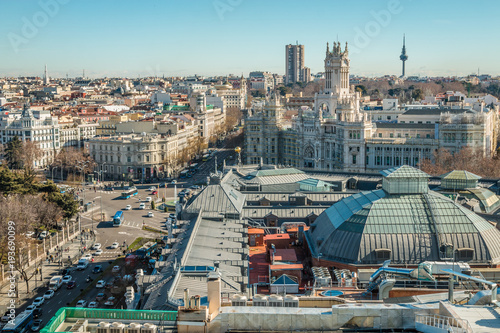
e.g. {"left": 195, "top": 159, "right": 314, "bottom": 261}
{"left": 378, "top": 133, "right": 382, "bottom": 138}
{"left": 390, "top": 133, "right": 394, "bottom": 138}
{"left": 127, "top": 156, "right": 131, "bottom": 163}
{"left": 352, "top": 155, "right": 357, "bottom": 164}
{"left": 375, "top": 249, "right": 391, "bottom": 261}
{"left": 456, "top": 248, "right": 474, "bottom": 261}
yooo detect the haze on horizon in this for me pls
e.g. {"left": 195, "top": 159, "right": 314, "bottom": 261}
{"left": 0, "top": 0, "right": 498, "bottom": 79}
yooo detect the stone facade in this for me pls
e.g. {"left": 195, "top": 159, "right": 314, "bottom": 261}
{"left": 244, "top": 41, "right": 498, "bottom": 172}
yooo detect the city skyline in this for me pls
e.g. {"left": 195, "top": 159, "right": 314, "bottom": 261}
{"left": 0, "top": 0, "right": 499, "bottom": 78}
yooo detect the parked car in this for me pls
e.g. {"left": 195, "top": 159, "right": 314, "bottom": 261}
{"left": 96, "top": 280, "right": 106, "bottom": 288}
{"left": 1, "top": 311, "right": 11, "bottom": 323}
{"left": 96, "top": 293, "right": 105, "bottom": 302}
{"left": 43, "top": 290, "right": 54, "bottom": 300}
{"left": 104, "top": 297, "right": 116, "bottom": 306}
{"left": 159, "top": 183, "right": 165, "bottom": 188}
{"left": 112, "top": 266, "right": 121, "bottom": 273}
{"left": 75, "top": 300, "right": 87, "bottom": 308}
{"left": 92, "top": 243, "right": 101, "bottom": 250}
{"left": 110, "top": 242, "right": 119, "bottom": 249}
{"left": 104, "top": 186, "right": 114, "bottom": 191}
{"left": 32, "top": 308, "right": 43, "bottom": 319}
{"left": 62, "top": 275, "right": 72, "bottom": 284}
{"left": 32, "top": 297, "right": 44, "bottom": 307}
{"left": 92, "top": 265, "right": 102, "bottom": 274}
{"left": 139, "top": 203, "right": 146, "bottom": 210}
{"left": 88, "top": 301, "right": 98, "bottom": 308}
{"left": 38, "top": 231, "right": 48, "bottom": 240}
{"left": 145, "top": 197, "right": 152, "bottom": 202}
{"left": 169, "top": 213, "right": 176, "bottom": 219}
{"left": 171, "top": 180, "right": 177, "bottom": 184}
{"left": 148, "top": 211, "right": 154, "bottom": 218}
{"left": 148, "top": 186, "right": 156, "bottom": 191}
{"left": 25, "top": 231, "right": 35, "bottom": 238}
{"left": 31, "top": 319, "right": 43, "bottom": 331}
{"left": 124, "top": 205, "right": 132, "bottom": 210}
{"left": 190, "top": 185, "right": 201, "bottom": 190}
{"left": 152, "top": 190, "right": 158, "bottom": 195}
{"left": 94, "top": 249, "right": 103, "bottom": 256}
{"left": 67, "top": 281, "right": 76, "bottom": 289}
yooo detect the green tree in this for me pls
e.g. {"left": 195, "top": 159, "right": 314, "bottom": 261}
{"left": 355, "top": 85, "right": 367, "bottom": 95}
{"left": 151, "top": 200, "right": 156, "bottom": 210}
{"left": 5, "top": 136, "right": 23, "bottom": 169}
{"left": 46, "top": 192, "right": 79, "bottom": 222}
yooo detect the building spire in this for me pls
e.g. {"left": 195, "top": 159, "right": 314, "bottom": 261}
{"left": 44, "top": 64, "right": 49, "bottom": 85}
{"left": 399, "top": 34, "right": 408, "bottom": 78}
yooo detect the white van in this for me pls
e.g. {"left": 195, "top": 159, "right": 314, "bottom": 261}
{"left": 49, "top": 276, "right": 63, "bottom": 290}
{"left": 77, "top": 258, "right": 89, "bottom": 270}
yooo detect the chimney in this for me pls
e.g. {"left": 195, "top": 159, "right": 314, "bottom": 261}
{"left": 207, "top": 271, "right": 221, "bottom": 318}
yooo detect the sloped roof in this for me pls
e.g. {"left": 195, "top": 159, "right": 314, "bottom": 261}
{"left": 380, "top": 165, "right": 429, "bottom": 178}
{"left": 297, "top": 178, "right": 336, "bottom": 188}
{"left": 271, "top": 274, "right": 298, "bottom": 285}
{"left": 185, "top": 183, "right": 246, "bottom": 214}
{"left": 307, "top": 189, "right": 500, "bottom": 265}
{"left": 440, "top": 170, "right": 481, "bottom": 181}
{"left": 248, "top": 168, "right": 304, "bottom": 178}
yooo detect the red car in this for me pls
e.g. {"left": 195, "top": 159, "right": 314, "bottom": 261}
{"left": 67, "top": 281, "right": 76, "bottom": 289}
{"left": 152, "top": 191, "right": 158, "bottom": 195}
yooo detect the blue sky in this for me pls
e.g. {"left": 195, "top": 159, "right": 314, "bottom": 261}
{"left": 0, "top": 0, "right": 498, "bottom": 78}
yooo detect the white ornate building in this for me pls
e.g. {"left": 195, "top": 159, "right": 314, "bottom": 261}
{"left": 244, "top": 41, "right": 498, "bottom": 172}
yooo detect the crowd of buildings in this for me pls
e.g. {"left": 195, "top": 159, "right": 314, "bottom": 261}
{"left": 245, "top": 42, "right": 500, "bottom": 173}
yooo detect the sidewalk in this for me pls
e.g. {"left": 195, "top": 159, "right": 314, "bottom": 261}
{"left": 0, "top": 232, "right": 95, "bottom": 312}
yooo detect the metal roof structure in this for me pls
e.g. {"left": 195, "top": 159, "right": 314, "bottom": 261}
{"left": 307, "top": 187, "right": 500, "bottom": 265}
{"left": 380, "top": 165, "right": 429, "bottom": 178}
{"left": 440, "top": 170, "right": 481, "bottom": 181}
{"left": 247, "top": 168, "right": 304, "bottom": 178}
{"left": 184, "top": 183, "right": 246, "bottom": 215}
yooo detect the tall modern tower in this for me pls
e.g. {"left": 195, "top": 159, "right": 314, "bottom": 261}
{"left": 43, "top": 64, "right": 49, "bottom": 85}
{"left": 285, "top": 42, "right": 305, "bottom": 85}
{"left": 399, "top": 34, "right": 408, "bottom": 77}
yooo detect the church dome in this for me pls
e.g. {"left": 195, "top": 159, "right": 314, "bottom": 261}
{"left": 306, "top": 165, "right": 500, "bottom": 266}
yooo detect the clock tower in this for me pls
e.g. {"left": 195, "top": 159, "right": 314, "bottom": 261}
{"left": 324, "top": 41, "right": 350, "bottom": 96}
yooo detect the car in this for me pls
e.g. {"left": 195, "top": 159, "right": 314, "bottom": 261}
{"left": 32, "top": 297, "right": 44, "bottom": 307}
{"left": 148, "top": 186, "right": 156, "bottom": 191}
{"left": 38, "top": 231, "right": 48, "bottom": 240}
{"left": 139, "top": 203, "right": 146, "bottom": 210}
{"left": 105, "top": 281, "right": 114, "bottom": 289}
{"left": 171, "top": 180, "right": 177, "bottom": 184}
{"left": 62, "top": 275, "right": 72, "bottom": 284}
{"left": 151, "top": 190, "right": 158, "bottom": 195}
{"left": 112, "top": 266, "right": 121, "bottom": 273}
{"left": 1, "top": 311, "right": 11, "bottom": 323}
{"left": 104, "top": 186, "right": 114, "bottom": 191}
{"left": 94, "top": 249, "right": 103, "bottom": 256}
{"left": 147, "top": 211, "right": 154, "bottom": 218}
{"left": 67, "top": 281, "right": 76, "bottom": 289}
{"left": 31, "top": 319, "right": 43, "bottom": 331}
{"left": 184, "top": 189, "right": 192, "bottom": 194}
{"left": 82, "top": 254, "right": 92, "bottom": 260}
{"left": 110, "top": 242, "right": 119, "bottom": 249}
{"left": 92, "top": 243, "right": 101, "bottom": 250}
{"left": 178, "top": 192, "right": 185, "bottom": 197}
{"left": 88, "top": 301, "right": 98, "bottom": 308}
{"left": 190, "top": 185, "right": 201, "bottom": 190}
{"left": 104, "top": 297, "right": 116, "bottom": 306}
{"left": 96, "top": 280, "right": 106, "bottom": 288}
{"left": 124, "top": 205, "right": 132, "bottom": 210}
{"left": 25, "top": 231, "right": 35, "bottom": 238}
{"left": 145, "top": 197, "right": 152, "bottom": 202}
{"left": 169, "top": 213, "right": 176, "bottom": 219}
{"left": 92, "top": 265, "right": 102, "bottom": 274}
{"left": 159, "top": 183, "right": 165, "bottom": 188}
{"left": 75, "top": 300, "right": 87, "bottom": 308}
{"left": 25, "top": 305, "right": 36, "bottom": 312}
{"left": 96, "top": 293, "right": 105, "bottom": 302}
{"left": 32, "top": 308, "right": 43, "bottom": 319}
{"left": 43, "top": 290, "right": 54, "bottom": 300}
{"left": 61, "top": 268, "right": 74, "bottom": 275}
